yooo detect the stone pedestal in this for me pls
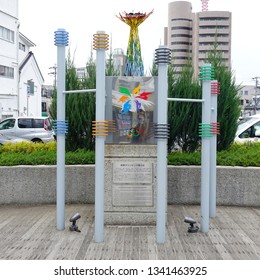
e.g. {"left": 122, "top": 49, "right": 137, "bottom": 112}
{"left": 104, "top": 144, "right": 157, "bottom": 225}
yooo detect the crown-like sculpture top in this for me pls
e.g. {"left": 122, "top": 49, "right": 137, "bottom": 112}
{"left": 116, "top": 10, "right": 153, "bottom": 27}
{"left": 116, "top": 10, "right": 153, "bottom": 76}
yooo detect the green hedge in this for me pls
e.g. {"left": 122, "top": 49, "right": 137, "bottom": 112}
{"left": 0, "top": 142, "right": 94, "bottom": 166}
{"left": 0, "top": 141, "right": 259, "bottom": 167}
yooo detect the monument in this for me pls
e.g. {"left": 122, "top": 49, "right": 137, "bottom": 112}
{"left": 104, "top": 11, "right": 157, "bottom": 224}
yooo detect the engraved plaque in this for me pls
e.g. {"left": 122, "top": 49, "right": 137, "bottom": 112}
{"left": 113, "top": 161, "right": 153, "bottom": 184}
{"left": 113, "top": 184, "right": 153, "bottom": 207}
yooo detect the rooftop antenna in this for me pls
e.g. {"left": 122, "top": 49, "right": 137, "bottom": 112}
{"left": 201, "top": 0, "right": 209, "bottom": 11}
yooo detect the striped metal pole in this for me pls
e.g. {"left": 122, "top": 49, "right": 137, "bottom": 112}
{"left": 93, "top": 31, "right": 109, "bottom": 242}
{"left": 199, "top": 64, "right": 214, "bottom": 233}
{"left": 155, "top": 46, "right": 171, "bottom": 243}
{"left": 210, "top": 81, "right": 220, "bottom": 218}
{"left": 54, "top": 28, "right": 69, "bottom": 230}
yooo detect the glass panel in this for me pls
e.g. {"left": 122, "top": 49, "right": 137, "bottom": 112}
{"left": 105, "top": 76, "right": 157, "bottom": 144}
{"left": 18, "top": 118, "right": 33, "bottom": 128}
{"left": 32, "top": 119, "right": 44, "bottom": 128}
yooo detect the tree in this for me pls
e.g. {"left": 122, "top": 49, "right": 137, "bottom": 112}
{"left": 168, "top": 63, "right": 202, "bottom": 152}
{"left": 106, "top": 48, "right": 120, "bottom": 76}
{"left": 206, "top": 45, "right": 241, "bottom": 150}
{"left": 49, "top": 51, "right": 96, "bottom": 151}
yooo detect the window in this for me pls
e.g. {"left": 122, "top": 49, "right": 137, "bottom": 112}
{"left": 199, "top": 42, "right": 229, "bottom": 46}
{"left": 0, "top": 65, "right": 14, "bottom": 79}
{"left": 171, "top": 41, "right": 192, "bottom": 45}
{"left": 42, "top": 102, "right": 47, "bottom": 113}
{"left": 199, "top": 34, "right": 229, "bottom": 38}
{"left": 18, "top": 118, "right": 33, "bottom": 128}
{"left": 200, "top": 25, "right": 228, "bottom": 29}
{"left": 171, "top": 34, "right": 192, "bottom": 38}
{"left": 172, "top": 49, "right": 191, "bottom": 53}
{"left": 33, "top": 119, "right": 44, "bottom": 128}
{"left": 17, "top": 118, "right": 47, "bottom": 129}
{"left": 171, "top": 18, "right": 192, "bottom": 22}
{"left": 174, "top": 56, "right": 189, "bottom": 60}
{"left": 0, "top": 119, "right": 15, "bottom": 130}
{"left": 171, "top": 26, "right": 192, "bottom": 31}
{"left": 239, "top": 121, "right": 260, "bottom": 138}
{"left": 0, "top": 25, "right": 14, "bottom": 43}
{"left": 200, "top": 17, "right": 229, "bottom": 21}
{"left": 19, "top": 42, "right": 25, "bottom": 51}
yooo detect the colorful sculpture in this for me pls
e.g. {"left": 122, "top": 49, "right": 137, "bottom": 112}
{"left": 117, "top": 11, "right": 153, "bottom": 76}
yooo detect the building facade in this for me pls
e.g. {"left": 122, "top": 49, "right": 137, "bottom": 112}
{"left": 166, "top": 1, "right": 232, "bottom": 77}
{"left": 239, "top": 85, "right": 260, "bottom": 117}
{"left": 0, "top": 0, "right": 44, "bottom": 120}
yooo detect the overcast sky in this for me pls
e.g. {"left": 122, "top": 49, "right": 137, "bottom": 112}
{"left": 18, "top": 0, "right": 260, "bottom": 86}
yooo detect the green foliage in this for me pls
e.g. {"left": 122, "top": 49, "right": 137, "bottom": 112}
{"left": 49, "top": 48, "right": 121, "bottom": 152}
{"left": 49, "top": 88, "right": 57, "bottom": 121}
{"left": 168, "top": 151, "right": 201, "bottom": 165}
{"left": 149, "top": 58, "right": 158, "bottom": 76}
{"left": 206, "top": 44, "right": 241, "bottom": 151}
{"left": 167, "top": 142, "right": 260, "bottom": 167}
{"left": 216, "top": 142, "right": 260, "bottom": 166}
{"left": 106, "top": 48, "right": 120, "bottom": 76}
{"left": 168, "top": 64, "right": 202, "bottom": 152}
{"left": 0, "top": 142, "right": 258, "bottom": 167}
{"left": 0, "top": 141, "right": 56, "bottom": 153}
{"left": 0, "top": 141, "right": 94, "bottom": 166}
{"left": 65, "top": 149, "right": 95, "bottom": 164}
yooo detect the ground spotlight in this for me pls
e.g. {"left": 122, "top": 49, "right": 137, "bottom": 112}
{"left": 69, "top": 212, "right": 81, "bottom": 232}
{"left": 184, "top": 216, "right": 199, "bottom": 233}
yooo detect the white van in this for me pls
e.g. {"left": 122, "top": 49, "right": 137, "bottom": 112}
{"left": 235, "top": 114, "right": 260, "bottom": 143}
{"left": 0, "top": 117, "right": 55, "bottom": 143}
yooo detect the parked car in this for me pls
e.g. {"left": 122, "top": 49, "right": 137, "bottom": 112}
{"left": 0, "top": 133, "right": 29, "bottom": 145}
{"left": 235, "top": 114, "right": 260, "bottom": 143}
{"left": 0, "top": 117, "right": 55, "bottom": 143}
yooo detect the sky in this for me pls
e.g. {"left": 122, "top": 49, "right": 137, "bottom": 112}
{"left": 18, "top": 0, "right": 260, "bottom": 86}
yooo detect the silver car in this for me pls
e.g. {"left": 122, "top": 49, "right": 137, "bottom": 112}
{"left": 235, "top": 114, "right": 260, "bottom": 143}
{"left": 0, "top": 133, "right": 29, "bottom": 145}
{"left": 0, "top": 117, "right": 55, "bottom": 143}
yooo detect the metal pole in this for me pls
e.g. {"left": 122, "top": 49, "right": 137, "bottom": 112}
{"left": 93, "top": 31, "right": 109, "bottom": 242}
{"left": 155, "top": 46, "right": 171, "bottom": 243}
{"left": 200, "top": 64, "right": 213, "bottom": 233}
{"left": 209, "top": 81, "right": 220, "bottom": 218}
{"left": 64, "top": 89, "right": 96, "bottom": 94}
{"left": 54, "top": 29, "right": 69, "bottom": 230}
{"left": 167, "top": 98, "right": 204, "bottom": 103}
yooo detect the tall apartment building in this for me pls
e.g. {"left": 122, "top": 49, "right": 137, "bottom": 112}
{"left": 165, "top": 1, "right": 232, "bottom": 77}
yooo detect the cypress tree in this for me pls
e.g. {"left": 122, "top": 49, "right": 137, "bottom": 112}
{"left": 206, "top": 44, "right": 241, "bottom": 151}
{"left": 168, "top": 64, "right": 201, "bottom": 152}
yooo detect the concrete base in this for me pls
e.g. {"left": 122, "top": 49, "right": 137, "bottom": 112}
{"left": 104, "top": 144, "right": 157, "bottom": 225}
{"left": 0, "top": 165, "right": 259, "bottom": 207}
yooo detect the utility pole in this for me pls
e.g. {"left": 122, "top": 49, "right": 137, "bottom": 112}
{"left": 48, "top": 65, "right": 57, "bottom": 87}
{"left": 252, "top": 77, "right": 260, "bottom": 115}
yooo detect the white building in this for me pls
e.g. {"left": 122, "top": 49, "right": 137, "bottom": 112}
{"left": 0, "top": 0, "right": 44, "bottom": 120}
{"left": 165, "top": 1, "right": 232, "bottom": 78}
{"left": 239, "top": 85, "right": 260, "bottom": 117}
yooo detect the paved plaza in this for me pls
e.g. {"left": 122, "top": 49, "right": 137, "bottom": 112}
{"left": 0, "top": 204, "right": 259, "bottom": 260}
